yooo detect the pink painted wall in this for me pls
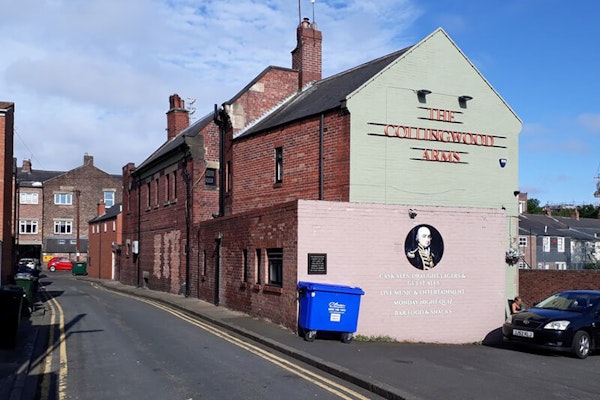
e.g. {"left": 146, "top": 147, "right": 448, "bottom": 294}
{"left": 297, "top": 200, "right": 506, "bottom": 344}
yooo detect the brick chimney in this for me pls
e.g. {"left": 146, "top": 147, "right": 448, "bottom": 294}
{"left": 22, "top": 159, "right": 31, "bottom": 173}
{"left": 571, "top": 209, "right": 580, "bottom": 220}
{"left": 97, "top": 201, "right": 106, "bottom": 216}
{"left": 166, "top": 94, "right": 190, "bottom": 140}
{"left": 84, "top": 153, "right": 94, "bottom": 166}
{"left": 291, "top": 18, "right": 322, "bottom": 90}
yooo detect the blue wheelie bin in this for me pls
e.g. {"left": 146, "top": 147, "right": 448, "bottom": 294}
{"left": 297, "top": 281, "right": 365, "bottom": 343}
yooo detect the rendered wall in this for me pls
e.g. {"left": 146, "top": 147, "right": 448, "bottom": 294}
{"left": 297, "top": 200, "right": 506, "bottom": 344}
{"left": 345, "top": 28, "right": 522, "bottom": 308}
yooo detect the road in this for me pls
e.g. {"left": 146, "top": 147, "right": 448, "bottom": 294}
{"left": 34, "top": 272, "right": 381, "bottom": 400}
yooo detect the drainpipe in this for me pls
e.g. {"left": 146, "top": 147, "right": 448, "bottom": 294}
{"left": 181, "top": 155, "right": 192, "bottom": 297}
{"left": 213, "top": 104, "right": 225, "bottom": 217}
{"left": 136, "top": 176, "right": 141, "bottom": 287}
{"left": 319, "top": 113, "right": 324, "bottom": 200}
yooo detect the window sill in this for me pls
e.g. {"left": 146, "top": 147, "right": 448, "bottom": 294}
{"left": 263, "top": 285, "right": 283, "bottom": 294}
{"left": 252, "top": 284, "right": 262, "bottom": 291}
{"left": 273, "top": 182, "right": 282, "bottom": 189}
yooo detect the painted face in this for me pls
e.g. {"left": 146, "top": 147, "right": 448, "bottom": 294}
{"left": 416, "top": 227, "right": 432, "bottom": 248}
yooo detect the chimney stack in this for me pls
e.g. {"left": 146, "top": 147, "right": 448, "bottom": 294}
{"left": 22, "top": 159, "right": 31, "bottom": 173}
{"left": 97, "top": 201, "right": 106, "bottom": 216}
{"left": 84, "top": 153, "right": 94, "bottom": 166}
{"left": 291, "top": 18, "right": 322, "bottom": 90}
{"left": 166, "top": 94, "right": 190, "bottom": 140}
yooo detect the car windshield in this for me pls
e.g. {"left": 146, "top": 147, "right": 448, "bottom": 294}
{"left": 535, "top": 292, "right": 600, "bottom": 312}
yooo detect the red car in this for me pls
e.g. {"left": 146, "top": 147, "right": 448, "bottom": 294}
{"left": 47, "top": 257, "right": 73, "bottom": 272}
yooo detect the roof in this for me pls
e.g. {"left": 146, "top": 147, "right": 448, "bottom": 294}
{"left": 134, "top": 112, "right": 213, "bottom": 172}
{"left": 89, "top": 203, "right": 122, "bottom": 223}
{"left": 17, "top": 168, "right": 64, "bottom": 187}
{"left": 236, "top": 46, "right": 411, "bottom": 138}
{"left": 519, "top": 213, "right": 600, "bottom": 241}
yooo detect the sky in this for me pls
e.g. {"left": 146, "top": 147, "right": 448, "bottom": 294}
{"left": 2, "top": 0, "right": 599, "bottom": 206}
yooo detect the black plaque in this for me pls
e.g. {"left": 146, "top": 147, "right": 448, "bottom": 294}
{"left": 308, "top": 253, "right": 327, "bottom": 275}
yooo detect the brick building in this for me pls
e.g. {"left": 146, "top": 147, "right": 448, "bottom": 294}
{"left": 0, "top": 101, "right": 15, "bottom": 284}
{"left": 15, "top": 160, "right": 63, "bottom": 262}
{"left": 88, "top": 202, "right": 122, "bottom": 280}
{"left": 41, "top": 154, "right": 122, "bottom": 262}
{"left": 122, "top": 21, "right": 522, "bottom": 343}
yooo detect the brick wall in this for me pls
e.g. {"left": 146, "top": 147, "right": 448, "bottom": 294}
{"left": 230, "top": 111, "right": 350, "bottom": 214}
{"left": 0, "top": 102, "right": 14, "bottom": 283}
{"left": 197, "top": 201, "right": 300, "bottom": 329}
{"left": 43, "top": 159, "right": 122, "bottom": 253}
{"left": 519, "top": 269, "right": 600, "bottom": 306}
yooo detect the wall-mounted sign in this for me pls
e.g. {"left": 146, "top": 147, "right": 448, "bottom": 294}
{"left": 308, "top": 253, "right": 327, "bottom": 274}
{"left": 367, "top": 106, "right": 507, "bottom": 164}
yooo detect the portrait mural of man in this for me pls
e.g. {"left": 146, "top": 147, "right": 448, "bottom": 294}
{"left": 405, "top": 224, "right": 444, "bottom": 270}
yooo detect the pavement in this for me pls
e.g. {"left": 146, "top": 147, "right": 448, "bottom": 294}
{"left": 1, "top": 276, "right": 510, "bottom": 400}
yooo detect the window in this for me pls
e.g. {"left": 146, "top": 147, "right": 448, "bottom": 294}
{"left": 242, "top": 249, "right": 248, "bottom": 282}
{"left": 556, "top": 262, "right": 567, "bottom": 270}
{"left": 54, "top": 193, "right": 72, "bottom": 205}
{"left": 104, "top": 190, "right": 115, "bottom": 207}
{"left": 543, "top": 236, "right": 550, "bottom": 252}
{"left": 155, "top": 178, "right": 160, "bottom": 206}
{"left": 172, "top": 172, "right": 177, "bottom": 199}
{"left": 267, "top": 248, "right": 283, "bottom": 287}
{"left": 255, "top": 249, "right": 262, "bottom": 285}
{"left": 557, "top": 237, "right": 565, "bottom": 253}
{"left": 275, "top": 147, "right": 283, "bottom": 183}
{"left": 54, "top": 220, "right": 73, "bottom": 234}
{"left": 165, "top": 174, "right": 171, "bottom": 202}
{"left": 518, "top": 237, "right": 527, "bottom": 247}
{"left": 19, "top": 219, "right": 38, "bottom": 234}
{"left": 206, "top": 168, "right": 217, "bottom": 187}
{"left": 146, "top": 182, "right": 151, "bottom": 208}
{"left": 20, "top": 192, "right": 39, "bottom": 204}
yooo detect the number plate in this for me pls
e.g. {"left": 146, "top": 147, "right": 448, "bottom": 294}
{"left": 513, "top": 329, "right": 534, "bottom": 338}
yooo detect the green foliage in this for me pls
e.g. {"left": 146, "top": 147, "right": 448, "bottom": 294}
{"left": 527, "top": 198, "right": 543, "bottom": 214}
{"left": 526, "top": 198, "right": 599, "bottom": 218}
{"left": 583, "top": 263, "right": 600, "bottom": 270}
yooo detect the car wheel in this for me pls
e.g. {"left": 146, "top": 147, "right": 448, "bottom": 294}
{"left": 49, "top": 266, "right": 56, "bottom": 272}
{"left": 572, "top": 331, "right": 591, "bottom": 359}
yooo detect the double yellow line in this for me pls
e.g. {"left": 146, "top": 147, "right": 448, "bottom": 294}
{"left": 39, "top": 291, "right": 68, "bottom": 400}
{"left": 101, "top": 285, "right": 371, "bottom": 400}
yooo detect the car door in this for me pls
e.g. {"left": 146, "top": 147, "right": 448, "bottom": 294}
{"left": 593, "top": 301, "right": 600, "bottom": 350}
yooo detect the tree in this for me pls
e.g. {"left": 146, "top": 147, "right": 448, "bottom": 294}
{"left": 577, "top": 204, "right": 599, "bottom": 219}
{"left": 527, "top": 198, "right": 543, "bottom": 214}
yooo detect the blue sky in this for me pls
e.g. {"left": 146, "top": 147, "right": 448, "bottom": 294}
{"left": 1, "top": 0, "right": 598, "bottom": 206}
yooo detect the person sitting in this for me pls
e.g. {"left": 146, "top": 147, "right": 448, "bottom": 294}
{"left": 511, "top": 296, "right": 523, "bottom": 314}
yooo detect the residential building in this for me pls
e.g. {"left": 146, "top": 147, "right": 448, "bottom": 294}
{"left": 88, "top": 202, "right": 123, "bottom": 280}
{"left": 42, "top": 154, "right": 121, "bottom": 262}
{"left": 15, "top": 159, "right": 62, "bottom": 261}
{"left": 519, "top": 212, "right": 600, "bottom": 270}
{"left": 14, "top": 154, "right": 122, "bottom": 265}
{"left": 122, "top": 22, "right": 522, "bottom": 343}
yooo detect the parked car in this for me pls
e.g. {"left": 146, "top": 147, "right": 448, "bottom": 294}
{"left": 502, "top": 290, "right": 600, "bottom": 359}
{"left": 18, "top": 258, "right": 39, "bottom": 268}
{"left": 47, "top": 257, "right": 73, "bottom": 272}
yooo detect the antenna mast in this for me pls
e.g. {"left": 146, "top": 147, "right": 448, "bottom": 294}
{"left": 298, "top": 0, "right": 301, "bottom": 24}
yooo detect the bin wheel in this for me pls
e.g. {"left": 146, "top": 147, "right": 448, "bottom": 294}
{"left": 304, "top": 330, "right": 317, "bottom": 342}
{"left": 341, "top": 333, "right": 353, "bottom": 344}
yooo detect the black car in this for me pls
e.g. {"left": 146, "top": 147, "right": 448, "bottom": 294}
{"left": 502, "top": 290, "right": 600, "bottom": 359}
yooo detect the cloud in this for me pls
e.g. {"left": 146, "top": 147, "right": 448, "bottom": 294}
{"left": 577, "top": 114, "right": 600, "bottom": 133}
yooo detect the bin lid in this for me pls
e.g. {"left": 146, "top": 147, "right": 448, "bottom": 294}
{"left": 298, "top": 281, "right": 364, "bottom": 295}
